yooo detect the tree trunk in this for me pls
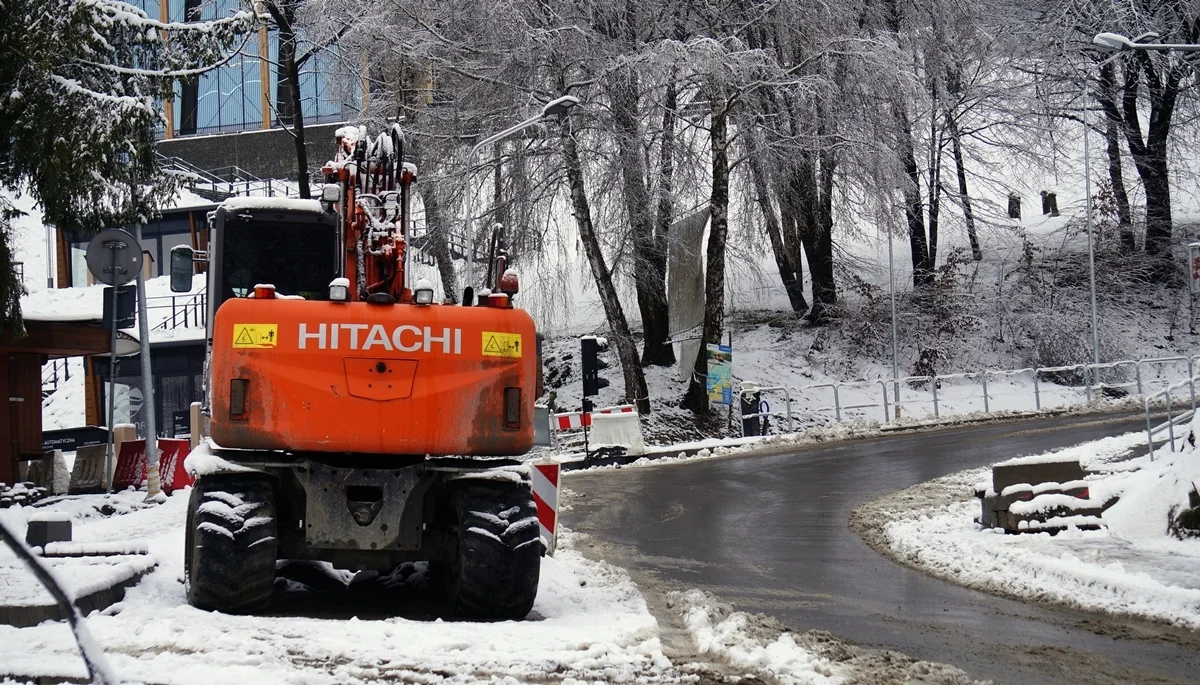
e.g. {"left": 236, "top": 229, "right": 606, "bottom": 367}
{"left": 795, "top": 148, "right": 836, "bottom": 324}
{"left": 1141, "top": 155, "right": 1172, "bottom": 257}
{"left": 948, "top": 118, "right": 981, "bottom": 260}
{"left": 684, "top": 96, "right": 730, "bottom": 414}
{"left": 902, "top": 143, "right": 932, "bottom": 287}
{"left": 652, "top": 80, "right": 678, "bottom": 365}
{"left": 1120, "top": 55, "right": 1178, "bottom": 261}
{"left": 608, "top": 69, "right": 671, "bottom": 367}
{"left": 265, "top": 2, "right": 310, "bottom": 199}
{"left": 746, "top": 128, "right": 807, "bottom": 313}
{"left": 418, "top": 180, "right": 459, "bottom": 303}
{"left": 895, "top": 105, "right": 932, "bottom": 287}
{"left": 560, "top": 115, "right": 650, "bottom": 415}
{"left": 1097, "top": 63, "right": 1134, "bottom": 251}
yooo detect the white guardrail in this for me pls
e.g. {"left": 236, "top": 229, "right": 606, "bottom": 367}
{"left": 740, "top": 355, "right": 1200, "bottom": 449}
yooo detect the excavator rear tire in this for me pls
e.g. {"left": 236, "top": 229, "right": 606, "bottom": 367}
{"left": 447, "top": 484, "right": 541, "bottom": 619}
{"left": 185, "top": 476, "right": 278, "bottom": 613}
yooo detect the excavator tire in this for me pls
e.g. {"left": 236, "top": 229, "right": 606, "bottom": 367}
{"left": 185, "top": 476, "right": 278, "bottom": 613}
{"left": 447, "top": 484, "right": 541, "bottom": 619}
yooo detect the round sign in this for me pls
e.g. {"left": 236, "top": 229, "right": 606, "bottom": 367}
{"left": 85, "top": 228, "right": 143, "bottom": 286}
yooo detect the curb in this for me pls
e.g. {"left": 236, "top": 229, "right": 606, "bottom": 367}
{"left": 0, "top": 561, "right": 155, "bottom": 628}
{"left": 559, "top": 406, "right": 1162, "bottom": 474}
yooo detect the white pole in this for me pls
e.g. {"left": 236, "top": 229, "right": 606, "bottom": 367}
{"left": 889, "top": 225, "right": 899, "bottom": 417}
{"left": 1083, "top": 78, "right": 1101, "bottom": 368}
{"left": 44, "top": 223, "right": 54, "bottom": 289}
{"left": 134, "top": 223, "right": 161, "bottom": 499}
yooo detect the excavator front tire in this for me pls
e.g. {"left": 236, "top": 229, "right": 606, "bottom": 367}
{"left": 185, "top": 477, "right": 278, "bottom": 613}
{"left": 447, "top": 484, "right": 541, "bottom": 619}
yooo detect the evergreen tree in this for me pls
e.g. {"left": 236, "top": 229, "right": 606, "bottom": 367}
{"left": 0, "top": 0, "right": 253, "bottom": 332}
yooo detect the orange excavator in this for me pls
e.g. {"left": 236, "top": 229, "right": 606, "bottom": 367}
{"left": 170, "top": 124, "right": 541, "bottom": 618}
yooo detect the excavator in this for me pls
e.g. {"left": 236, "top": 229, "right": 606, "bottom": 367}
{"left": 170, "top": 123, "right": 541, "bottom": 618}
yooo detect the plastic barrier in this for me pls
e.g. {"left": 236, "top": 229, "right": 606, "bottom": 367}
{"left": 590, "top": 411, "right": 646, "bottom": 455}
{"left": 111, "top": 439, "right": 195, "bottom": 494}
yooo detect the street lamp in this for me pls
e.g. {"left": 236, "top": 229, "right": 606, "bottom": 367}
{"left": 460, "top": 95, "right": 580, "bottom": 303}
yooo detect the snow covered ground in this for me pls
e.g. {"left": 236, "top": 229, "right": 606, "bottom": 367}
{"left": 869, "top": 425, "right": 1200, "bottom": 630}
{"left": 0, "top": 490, "right": 858, "bottom": 684}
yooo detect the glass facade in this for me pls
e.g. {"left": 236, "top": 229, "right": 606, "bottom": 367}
{"left": 137, "top": 0, "right": 358, "bottom": 137}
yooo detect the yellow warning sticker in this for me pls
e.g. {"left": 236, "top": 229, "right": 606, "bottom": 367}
{"left": 232, "top": 323, "right": 278, "bottom": 349}
{"left": 482, "top": 331, "right": 522, "bottom": 358}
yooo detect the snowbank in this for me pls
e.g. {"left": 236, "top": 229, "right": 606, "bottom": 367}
{"left": 875, "top": 426, "right": 1200, "bottom": 630}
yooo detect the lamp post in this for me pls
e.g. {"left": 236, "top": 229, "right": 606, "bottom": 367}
{"left": 460, "top": 95, "right": 579, "bottom": 303}
{"left": 888, "top": 223, "right": 899, "bottom": 416}
{"left": 1086, "top": 32, "right": 1193, "bottom": 367}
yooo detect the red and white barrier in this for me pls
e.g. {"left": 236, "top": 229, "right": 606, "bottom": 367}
{"left": 550, "top": 404, "right": 636, "bottom": 431}
{"left": 111, "top": 439, "right": 195, "bottom": 494}
{"left": 530, "top": 462, "right": 561, "bottom": 556}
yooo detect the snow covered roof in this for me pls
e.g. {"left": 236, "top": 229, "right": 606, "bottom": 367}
{"left": 219, "top": 197, "right": 324, "bottom": 213}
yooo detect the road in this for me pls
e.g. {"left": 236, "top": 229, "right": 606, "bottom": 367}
{"left": 563, "top": 413, "right": 1200, "bottom": 685}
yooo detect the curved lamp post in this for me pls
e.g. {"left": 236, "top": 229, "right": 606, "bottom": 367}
{"left": 460, "top": 95, "right": 580, "bottom": 303}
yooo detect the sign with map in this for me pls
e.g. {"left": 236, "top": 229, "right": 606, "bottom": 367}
{"left": 706, "top": 343, "right": 733, "bottom": 405}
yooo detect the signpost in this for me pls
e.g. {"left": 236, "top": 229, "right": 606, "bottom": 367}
{"left": 84, "top": 229, "right": 141, "bottom": 493}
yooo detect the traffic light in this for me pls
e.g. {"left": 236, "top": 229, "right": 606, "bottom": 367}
{"left": 581, "top": 335, "right": 610, "bottom": 398}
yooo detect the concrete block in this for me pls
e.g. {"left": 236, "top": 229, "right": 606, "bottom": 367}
{"left": 992, "top": 460, "right": 1084, "bottom": 493}
{"left": 69, "top": 444, "right": 109, "bottom": 494}
{"left": 25, "top": 514, "right": 71, "bottom": 547}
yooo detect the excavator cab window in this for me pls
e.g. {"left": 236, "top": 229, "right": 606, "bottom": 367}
{"left": 215, "top": 209, "right": 338, "bottom": 305}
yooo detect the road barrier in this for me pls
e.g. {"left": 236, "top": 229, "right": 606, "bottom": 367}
{"left": 549, "top": 404, "right": 640, "bottom": 453}
{"left": 531, "top": 462, "right": 560, "bottom": 555}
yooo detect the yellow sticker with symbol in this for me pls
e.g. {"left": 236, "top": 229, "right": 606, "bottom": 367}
{"left": 232, "top": 323, "right": 278, "bottom": 349}
{"left": 482, "top": 331, "right": 522, "bottom": 358}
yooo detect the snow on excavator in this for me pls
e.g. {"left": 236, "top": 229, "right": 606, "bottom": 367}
{"left": 170, "top": 124, "right": 542, "bottom": 618}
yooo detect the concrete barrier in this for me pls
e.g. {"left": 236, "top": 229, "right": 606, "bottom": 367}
{"left": 69, "top": 444, "right": 109, "bottom": 494}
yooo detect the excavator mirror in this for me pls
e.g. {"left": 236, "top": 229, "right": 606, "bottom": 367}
{"left": 169, "top": 246, "right": 195, "bottom": 293}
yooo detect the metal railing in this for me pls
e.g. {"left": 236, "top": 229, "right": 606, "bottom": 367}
{"left": 740, "top": 354, "right": 1200, "bottom": 439}
{"left": 41, "top": 358, "right": 70, "bottom": 397}
{"left": 1143, "top": 375, "right": 1200, "bottom": 458}
{"left": 158, "top": 153, "right": 296, "bottom": 200}
{"left": 148, "top": 291, "right": 207, "bottom": 331}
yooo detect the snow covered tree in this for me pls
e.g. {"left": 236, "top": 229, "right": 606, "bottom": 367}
{"left": 0, "top": 0, "right": 253, "bottom": 331}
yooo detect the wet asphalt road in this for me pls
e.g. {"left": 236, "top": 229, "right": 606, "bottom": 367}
{"left": 563, "top": 414, "right": 1200, "bottom": 685}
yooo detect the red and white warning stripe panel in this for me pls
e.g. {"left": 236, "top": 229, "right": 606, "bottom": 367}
{"left": 553, "top": 412, "right": 586, "bottom": 431}
{"left": 531, "top": 461, "right": 561, "bottom": 555}
{"left": 550, "top": 404, "right": 636, "bottom": 431}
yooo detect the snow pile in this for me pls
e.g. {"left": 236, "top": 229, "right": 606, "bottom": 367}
{"left": 672, "top": 589, "right": 843, "bottom": 684}
{"left": 0, "top": 495, "right": 686, "bottom": 684}
{"left": 879, "top": 427, "right": 1200, "bottom": 630}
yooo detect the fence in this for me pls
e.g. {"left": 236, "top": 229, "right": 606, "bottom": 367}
{"left": 741, "top": 354, "right": 1200, "bottom": 438}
